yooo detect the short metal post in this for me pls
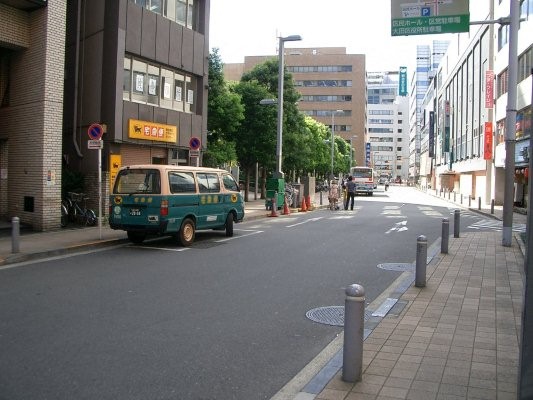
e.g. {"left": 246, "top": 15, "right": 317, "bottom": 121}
{"left": 11, "top": 216, "right": 20, "bottom": 253}
{"left": 342, "top": 284, "right": 365, "bottom": 383}
{"left": 469, "top": 195, "right": 471, "bottom": 207}
{"left": 441, "top": 218, "right": 449, "bottom": 254}
{"left": 415, "top": 235, "right": 427, "bottom": 288}
{"left": 491, "top": 199, "right": 495, "bottom": 214}
{"left": 448, "top": 190, "right": 451, "bottom": 200}
{"left": 435, "top": 189, "right": 438, "bottom": 196}
{"left": 454, "top": 209, "right": 460, "bottom": 238}
{"left": 461, "top": 194, "right": 463, "bottom": 204}
{"left": 320, "top": 190, "right": 323, "bottom": 206}
{"left": 453, "top": 191, "right": 456, "bottom": 202}
{"left": 478, "top": 196, "right": 481, "bottom": 210}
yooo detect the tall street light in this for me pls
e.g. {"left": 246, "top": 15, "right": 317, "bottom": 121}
{"left": 330, "top": 109, "right": 342, "bottom": 179}
{"left": 274, "top": 34, "right": 302, "bottom": 179}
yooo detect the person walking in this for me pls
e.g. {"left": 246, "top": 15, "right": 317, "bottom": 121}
{"left": 328, "top": 179, "right": 340, "bottom": 210}
{"left": 345, "top": 175, "right": 356, "bottom": 210}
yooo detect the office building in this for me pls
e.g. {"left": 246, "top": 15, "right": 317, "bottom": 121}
{"left": 0, "top": 0, "right": 210, "bottom": 230}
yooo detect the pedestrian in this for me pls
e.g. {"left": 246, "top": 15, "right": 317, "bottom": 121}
{"left": 328, "top": 179, "right": 340, "bottom": 210}
{"left": 345, "top": 175, "right": 356, "bottom": 210}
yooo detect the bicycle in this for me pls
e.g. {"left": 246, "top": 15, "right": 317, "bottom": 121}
{"left": 63, "top": 192, "right": 97, "bottom": 226}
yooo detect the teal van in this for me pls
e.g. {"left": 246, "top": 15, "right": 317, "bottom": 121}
{"left": 109, "top": 165, "right": 245, "bottom": 246}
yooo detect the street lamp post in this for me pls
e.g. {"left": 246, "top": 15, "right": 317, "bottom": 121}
{"left": 330, "top": 109, "right": 342, "bottom": 179}
{"left": 274, "top": 34, "right": 302, "bottom": 179}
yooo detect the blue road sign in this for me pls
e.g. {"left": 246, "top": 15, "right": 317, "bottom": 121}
{"left": 421, "top": 6, "right": 431, "bottom": 16}
{"left": 88, "top": 123, "right": 104, "bottom": 140}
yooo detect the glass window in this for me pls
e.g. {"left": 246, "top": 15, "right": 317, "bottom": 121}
{"left": 222, "top": 174, "right": 239, "bottom": 192}
{"left": 114, "top": 168, "right": 161, "bottom": 194}
{"left": 174, "top": 73, "right": 185, "bottom": 111}
{"left": 132, "top": 59, "right": 147, "bottom": 103}
{"left": 197, "top": 173, "right": 220, "bottom": 193}
{"left": 147, "top": 64, "right": 160, "bottom": 105}
{"left": 149, "top": 0, "right": 162, "bottom": 14}
{"left": 176, "top": 0, "right": 187, "bottom": 26}
{"left": 161, "top": 69, "right": 174, "bottom": 109}
{"left": 187, "top": 0, "right": 195, "bottom": 29}
{"left": 169, "top": 171, "right": 196, "bottom": 193}
{"left": 123, "top": 57, "right": 131, "bottom": 101}
{"left": 184, "top": 75, "right": 195, "bottom": 113}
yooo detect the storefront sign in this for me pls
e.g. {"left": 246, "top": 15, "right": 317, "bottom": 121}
{"left": 429, "top": 111, "right": 435, "bottom": 157}
{"left": 128, "top": 119, "right": 177, "bottom": 143}
{"left": 399, "top": 67, "right": 408, "bottom": 96}
{"left": 515, "top": 138, "right": 530, "bottom": 167}
{"left": 485, "top": 70, "right": 494, "bottom": 109}
{"left": 484, "top": 122, "right": 493, "bottom": 160}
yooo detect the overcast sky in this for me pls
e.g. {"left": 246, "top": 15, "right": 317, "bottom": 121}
{"left": 209, "top": 0, "right": 490, "bottom": 73}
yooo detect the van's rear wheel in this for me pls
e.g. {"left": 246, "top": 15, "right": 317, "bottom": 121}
{"left": 127, "top": 231, "right": 146, "bottom": 244}
{"left": 225, "top": 213, "right": 234, "bottom": 237}
{"left": 178, "top": 218, "right": 195, "bottom": 246}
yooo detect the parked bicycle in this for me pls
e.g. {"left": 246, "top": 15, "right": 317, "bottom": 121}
{"left": 61, "top": 192, "right": 97, "bottom": 227}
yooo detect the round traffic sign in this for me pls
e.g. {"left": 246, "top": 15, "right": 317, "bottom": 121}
{"left": 189, "top": 137, "right": 201, "bottom": 150}
{"left": 88, "top": 123, "right": 104, "bottom": 140}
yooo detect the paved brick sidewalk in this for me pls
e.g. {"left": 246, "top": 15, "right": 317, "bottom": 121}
{"left": 315, "top": 231, "right": 524, "bottom": 400}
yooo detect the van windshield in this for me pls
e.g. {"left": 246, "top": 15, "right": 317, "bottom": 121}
{"left": 114, "top": 169, "right": 161, "bottom": 194}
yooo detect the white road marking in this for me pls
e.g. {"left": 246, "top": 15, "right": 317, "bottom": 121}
{"left": 286, "top": 217, "right": 323, "bottom": 228}
{"left": 215, "top": 230, "right": 264, "bottom": 242}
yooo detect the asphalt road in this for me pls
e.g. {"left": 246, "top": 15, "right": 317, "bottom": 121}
{"left": 0, "top": 186, "right": 495, "bottom": 400}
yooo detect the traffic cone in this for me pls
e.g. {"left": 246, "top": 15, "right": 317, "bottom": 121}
{"left": 268, "top": 198, "right": 279, "bottom": 217}
{"left": 306, "top": 195, "right": 312, "bottom": 211}
{"left": 282, "top": 199, "right": 291, "bottom": 215}
{"left": 300, "top": 197, "right": 307, "bottom": 212}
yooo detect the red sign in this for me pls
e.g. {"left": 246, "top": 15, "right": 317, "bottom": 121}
{"left": 484, "top": 122, "right": 493, "bottom": 160}
{"left": 485, "top": 70, "right": 494, "bottom": 109}
{"left": 87, "top": 123, "right": 104, "bottom": 140}
{"left": 189, "top": 137, "right": 201, "bottom": 150}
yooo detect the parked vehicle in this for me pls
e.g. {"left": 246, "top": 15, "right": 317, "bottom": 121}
{"left": 109, "top": 165, "right": 244, "bottom": 246}
{"left": 349, "top": 166, "right": 375, "bottom": 195}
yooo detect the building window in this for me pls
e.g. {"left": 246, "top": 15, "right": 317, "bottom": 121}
{"left": 123, "top": 58, "right": 131, "bottom": 101}
{"left": 131, "top": 0, "right": 197, "bottom": 30}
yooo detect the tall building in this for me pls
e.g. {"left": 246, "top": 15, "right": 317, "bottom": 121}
{"left": 0, "top": 0, "right": 210, "bottom": 231}
{"left": 409, "top": 41, "right": 449, "bottom": 183}
{"left": 223, "top": 47, "right": 367, "bottom": 168}
{"left": 367, "top": 71, "right": 410, "bottom": 181}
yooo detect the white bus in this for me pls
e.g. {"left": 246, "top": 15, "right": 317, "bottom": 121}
{"left": 349, "top": 166, "right": 375, "bottom": 195}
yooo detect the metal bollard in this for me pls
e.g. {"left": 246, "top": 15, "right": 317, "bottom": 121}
{"left": 454, "top": 191, "right": 456, "bottom": 202}
{"left": 491, "top": 199, "right": 494, "bottom": 214}
{"left": 478, "top": 197, "right": 481, "bottom": 211}
{"left": 461, "top": 194, "right": 463, "bottom": 204}
{"left": 454, "top": 209, "right": 460, "bottom": 238}
{"left": 342, "top": 284, "right": 365, "bottom": 383}
{"left": 448, "top": 190, "right": 451, "bottom": 200}
{"left": 469, "top": 195, "right": 471, "bottom": 207}
{"left": 320, "top": 190, "right": 323, "bottom": 206}
{"left": 441, "top": 218, "right": 449, "bottom": 254}
{"left": 11, "top": 216, "right": 20, "bottom": 253}
{"left": 415, "top": 235, "right": 427, "bottom": 288}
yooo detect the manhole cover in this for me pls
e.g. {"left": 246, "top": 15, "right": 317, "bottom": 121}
{"left": 377, "top": 262, "right": 414, "bottom": 272}
{"left": 306, "top": 306, "right": 371, "bottom": 326}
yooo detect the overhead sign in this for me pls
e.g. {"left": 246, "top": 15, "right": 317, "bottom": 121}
{"left": 87, "top": 123, "right": 104, "bottom": 140}
{"left": 391, "top": 0, "right": 470, "bottom": 36}
{"left": 128, "top": 119, "right": 178, "bottom": 143}
{"left": 189, "top": 137, "right": 201, "bottom": 150}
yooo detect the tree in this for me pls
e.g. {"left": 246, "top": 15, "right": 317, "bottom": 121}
{"left": 204, "top": 49, "right": 244, "bottom": 167}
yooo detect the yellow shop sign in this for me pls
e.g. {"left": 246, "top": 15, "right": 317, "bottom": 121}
{"left": 128, "top": 119, "right": 177, "bottom": 143}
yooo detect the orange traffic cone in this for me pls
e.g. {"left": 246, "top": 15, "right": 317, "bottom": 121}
{"left": 306, "top": 195, "right": 312, "bottom": 211}
{"left": 268, "top": 198, "right": 279, "bottom": 217}
{"left": 282, "top": 199, "right": 291, "bottom": 215}
{"left": 300, "top": 197, "right": 308, "bottom": 212}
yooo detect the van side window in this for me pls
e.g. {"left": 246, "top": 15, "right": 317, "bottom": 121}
{"left": 169, "top": 171, "right": 196, "bottom": 193}
{"left": 197, "top": 173, "right": 220, "bottom": 193}
{"left": 222, "top": 173, "right": 239, "bottom": 191}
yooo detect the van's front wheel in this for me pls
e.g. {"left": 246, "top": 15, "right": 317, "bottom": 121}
{"left": 225, "top": 213, "right": 234, "bottom": 237}
{"left": 178, "top": 218, "right": 195, "bottom": 246}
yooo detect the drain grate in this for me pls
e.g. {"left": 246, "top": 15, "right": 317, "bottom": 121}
{"left": 306, "top": 306, "right": 372, "bottom": 326}
{"left": 377, "top": 262, "right": 414, "bottom": 272}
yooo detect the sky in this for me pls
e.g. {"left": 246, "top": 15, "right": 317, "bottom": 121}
{"left": 209, "top": 0, "right": 489, "bottom": 73}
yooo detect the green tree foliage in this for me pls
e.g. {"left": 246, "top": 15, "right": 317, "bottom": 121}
{"left": 204, "top": 49, "right": 244, "bottom": 167}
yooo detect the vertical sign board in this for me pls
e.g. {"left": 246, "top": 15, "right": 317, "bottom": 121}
{"left": 399, "top": 66, "right": 408, "bottom": 96}
{"left": 109, "top": 154, "right": 122, "bottom": 193}
{"left": 429, "top": 111, "right": 435, "bottom": 157}
{"left": 444, "top": 101, "right": 451, "bottom": 152}
{"left": 484, "top": 122, "right": 493, "bottom": 160}
{"left": 485, "top": 70, "right": 494, "bottom": 109}
{"left": 365, "top": 143, "right": 371, "bottom": 167}
{"left": 391, "top": 0, "right": 470, "bottom": 36}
